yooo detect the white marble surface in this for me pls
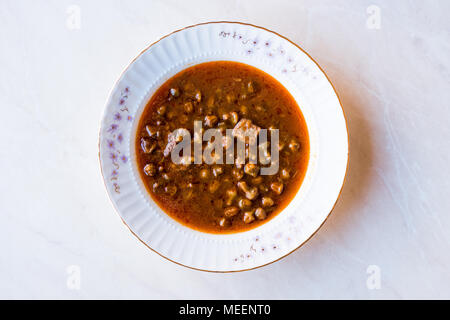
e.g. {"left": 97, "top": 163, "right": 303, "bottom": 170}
{"left": 1, "top": 0, "right": 449, "bottom": 299}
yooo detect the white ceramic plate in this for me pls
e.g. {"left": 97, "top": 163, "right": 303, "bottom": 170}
{"left": 99, "top": 22, "right": 348, "bottom": 272}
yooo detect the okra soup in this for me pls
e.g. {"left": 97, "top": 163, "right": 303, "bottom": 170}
{"left": 135, "top": 61, "right": 309, "bottom": 233}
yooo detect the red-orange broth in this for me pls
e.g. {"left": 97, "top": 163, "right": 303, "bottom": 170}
{"left": 136, "top": 61, "right": 309, "bottom": 233}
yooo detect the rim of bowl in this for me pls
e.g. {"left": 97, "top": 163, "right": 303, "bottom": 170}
{"left": 98, "top": 21, "right": 349, "bottom": 273}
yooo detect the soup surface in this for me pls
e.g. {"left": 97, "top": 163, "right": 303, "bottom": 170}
{"left": 136, "top": 61, "right": 309, "bottom": 233}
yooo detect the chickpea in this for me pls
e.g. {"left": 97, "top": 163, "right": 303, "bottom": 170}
{"left": 288, "top": 139, "right": 300, "bottom": 152}
{"left": 164, "top": 185, "right": 177, "bottom": 197}
{"left": 247, "top": 81, "right": 255, "bottom": 93}
{"left": 255, "top": 208, "right": 267, "bottom": 220}
{"left": 170, "top": 87, "right": 180, "bottom": 97}
{"left": 225, "top": 188, "right": 237, "bottom": 206}
{"left": 219, "top": 217, "right": 230, "bottom": 227}
{"left": 229, "top": 111, "right": 239, "bottom": 125}
{"left": 280, "top": 168, "right": 290, "bottom": 180}
{"left": 224, "top": 206, "right": 239, "bottom": 218}
{"left": 184, "top": 102, "right": 194, "bottom": 113}
{"left": 194, "top": 89, "right": 202, "bottom": 102}
{"left": 243, "top": 210, "right": 256, "bottom": 224}
{"left": 143, "top": 163, "right": 156, "bottom": 176}
{"left": 237, "top": 181, "right": 249, "bottom": 193}
{"left": 237, "top": 181, "right": 259, "bottom": 200}
{"left": 157, "top": 105, "right": 166, "bottom": 115}
{"left": 232, "top": 168, "right": 244, "bottom": 180}
{"left": 261, "top": 196, "right": 274, "bottom": 207}
{"left": 204, "top": 115, "right": 218, "bottom": 127}
{"left": 199, "top": 168, "right": 210, "bottom": 180}
{"left": 212, "top": 165, "right": 224, "bottom": 177}
{"left": 222, "top": 113, "right": 230, "bottom": 121}
{"left": 270, "top": 182, "right": 284, "bottom": 195}
{"left": 238, "top": 198, "right": 252, "bottom": 209}
{"left": 246, "top": 188, "right": 258, "bottom": 200}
